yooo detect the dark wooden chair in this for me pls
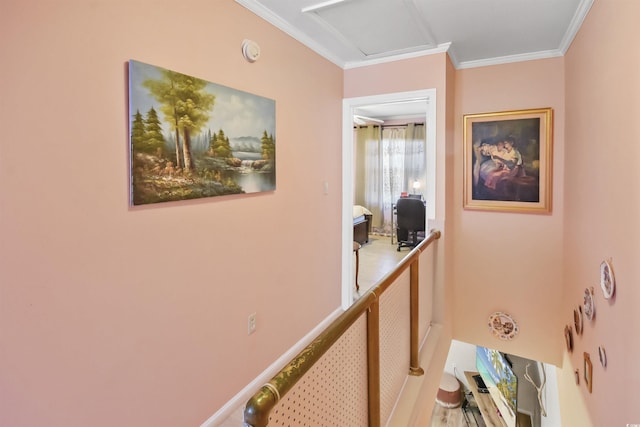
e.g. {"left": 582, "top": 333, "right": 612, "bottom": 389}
{"left": 396, "top": 198, "right": 425, "bottom": 251}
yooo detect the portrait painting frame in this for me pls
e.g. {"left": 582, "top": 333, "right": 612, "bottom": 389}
{"left": 463, "top": 108, "right": 553, "bottom": 213}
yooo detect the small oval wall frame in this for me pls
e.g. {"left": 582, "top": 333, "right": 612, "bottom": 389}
{"left": 600, "top": 259, "right": 615, "bottom": 299}
{"left": 583, "top": 287, "right": 595, "bottom": 321}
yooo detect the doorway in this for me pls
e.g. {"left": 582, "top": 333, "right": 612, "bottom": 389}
{"left": 341, "top": 89, "right": 437, "bottom": 308}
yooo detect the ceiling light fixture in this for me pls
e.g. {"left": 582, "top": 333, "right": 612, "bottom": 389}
{"left": 353, "top": 114, "right": 384, "bottom": 124}
{"left": 301, "top": 0, "right": 347, "bottom": 14}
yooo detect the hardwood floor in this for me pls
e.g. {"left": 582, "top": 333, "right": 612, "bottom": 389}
{"left": 430, "top": 402, "right": 487, "bottom": 427}
{"left": 355, "top": 235, "right": 408, "bottom": 294}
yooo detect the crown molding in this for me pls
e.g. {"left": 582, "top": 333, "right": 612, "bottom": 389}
{"left": 236, "top": 0, "right": 593, "bottom": 71}
{"left": 457, "top": 49, "right": 565, "bottom": 70}
{"left": 234, "top": 0, "right": 347, "bottom": 67}
{"left": 343, "top": 43, "right": 451, "bottom": 70}
{"left": 558, "top": 0, "right": 595, "bottom": 54}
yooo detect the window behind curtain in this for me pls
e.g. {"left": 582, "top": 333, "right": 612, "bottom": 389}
{"left": 356, "top": 123, "right": 426, "bottom": 235}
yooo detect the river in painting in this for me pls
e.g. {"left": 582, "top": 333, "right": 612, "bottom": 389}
{"left": 223, "top": 151, "right": 275, "bottom": 194}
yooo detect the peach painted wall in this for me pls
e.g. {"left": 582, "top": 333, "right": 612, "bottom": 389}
{"left": 344, "top": 54, "right": 449, "bottom": 220}
{"left": 452, "top": 58, "right": 566, "bottom": 365}
{"left": 559, "top": 0, "right": 640, "bottom": 425}
{"left": 0, "top": 1, "right": 343, "bottom": 426}
{"left": 344, "top": 53, "right": 451, "bottom": 238}
{"left": 344, "top": 53, "right": 455, "bottom": 426}
{"left": 345, "top": 58, "right": 567, "bottom": 376}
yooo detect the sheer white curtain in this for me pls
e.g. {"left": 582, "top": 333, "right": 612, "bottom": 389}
{"left": 357, "top": 125, "right": 382, "bottom": 229}
{"left": 404, "top": 123, "right": 426, "bottom": 194}
{"left": 379, "top": 127, "right": 406, "bottom": 234}
{"left": 357, "top": 124, "right": 426, "bottom": 235}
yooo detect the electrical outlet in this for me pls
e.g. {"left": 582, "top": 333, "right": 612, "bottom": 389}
{"left": 248, "top": 313, "right": 257, "bottom": 335}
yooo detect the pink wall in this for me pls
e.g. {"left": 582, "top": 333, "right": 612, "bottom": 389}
{"left": 0, "top": 1, "right": 344, "bottom": 426}
{"left": 345, "top": 5, "right": 640, "bottom": 422}
{"left": 452, "top": 58, "right": 566, "bottom": 366}
{"left": 3, "top": 0, "right": 639, "bottom": 425}
{"left": 344, "top": 52, "right": 569, "bottom": 420}
{"left": 344, "top": 54, "right": 454, "bottom": 425}
{"left": 560, "top": 0, "right": 640, "bottom": 425}
{"left": 344, "top": 54, "right": 452, "bottom": 264}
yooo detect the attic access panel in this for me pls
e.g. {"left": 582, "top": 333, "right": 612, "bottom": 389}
{"left": 304, "top": 0, "right": 437, "bottom": 57}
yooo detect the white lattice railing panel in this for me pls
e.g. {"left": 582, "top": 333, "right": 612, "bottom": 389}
{"left": 234, "top": 231, "right": 442, "bottom": 427}
{"left": 378, "top": 269, "right": 411, "bottom": 424}
{"left": 267, "top": 313, "right": 369, "bottom": 427}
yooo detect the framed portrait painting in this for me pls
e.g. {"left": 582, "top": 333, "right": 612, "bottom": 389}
{"left": 463, "top": 108, "right": 553, "bottom": 213}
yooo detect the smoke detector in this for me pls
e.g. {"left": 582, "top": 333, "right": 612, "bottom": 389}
{"left": 242, "top": 39, "right": 261, "bottom": 63}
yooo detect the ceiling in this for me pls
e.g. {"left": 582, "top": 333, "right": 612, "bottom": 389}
{"left": 235, "top": 0, "right": 593, "bottom": 121}
{"left": 235, "top": 0, "right": 593, "bottom": 70}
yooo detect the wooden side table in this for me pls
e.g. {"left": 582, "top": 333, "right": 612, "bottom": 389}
{"left": 391, "top": 203, "right": 397, "bottom": 244}
{"left": 353, "top": 241, "right": 361, "bottom": 291}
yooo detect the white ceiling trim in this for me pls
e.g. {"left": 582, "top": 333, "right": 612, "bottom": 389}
{"left": 558, "top": 0, "right": 595, "bottom": 54}
{"left": 235, "top": 0, "right": 595, "bottom": 70}
{"left": 343, "top": 42, "right": 451, "bottom": 70}
{"left": 235, "top": 0, "right": 347, "bottom": 67}
{"left": 450, "top": 0, "right": 593, "bottom": 70}
{"left": 457, "top": 49, "right": 565, "bottom": 70}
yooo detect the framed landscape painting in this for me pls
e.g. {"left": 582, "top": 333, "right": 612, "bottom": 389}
{"left": 463, "top": 108, "right": 553, "bottom": 213}
{"left": 128, "top": 59, "right": 276, "bottom": 205}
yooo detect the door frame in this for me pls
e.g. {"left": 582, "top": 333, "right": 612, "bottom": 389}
{"left": 341, "top": 89, "right": 437, "bottom": 308}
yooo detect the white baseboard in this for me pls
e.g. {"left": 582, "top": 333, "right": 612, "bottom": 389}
{"left": 386, "top": 323, "right": 446, "bottom": 427}
{"left": 200, "top": 307, "right": 344, "bottom": 427}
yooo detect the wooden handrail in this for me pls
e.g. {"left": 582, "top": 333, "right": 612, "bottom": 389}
{"left": 243, "top": 229, "right": 441, "bottom": 427}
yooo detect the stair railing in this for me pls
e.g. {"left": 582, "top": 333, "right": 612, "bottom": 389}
{"left": 243, "top": 229, "right": 441, "bottom": 427}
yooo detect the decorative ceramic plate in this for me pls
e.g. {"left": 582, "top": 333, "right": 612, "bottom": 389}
{"left": 488, "top": 311, "right": 519, "bottom": 340}
{"left": 584, "top": 287, "right": 595, "bottom": 320}
{"left": 574, "top": 306, "right": 583, "bottom": 335}
{"left": 600, "top": 259, "right": 615, "bottom": 299}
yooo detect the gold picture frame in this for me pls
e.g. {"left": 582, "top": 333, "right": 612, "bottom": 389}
{"left": 463, "top": 108, "right": 553, "bottom": 213}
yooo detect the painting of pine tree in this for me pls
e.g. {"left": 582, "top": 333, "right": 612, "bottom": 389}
{"left": 128, "top": 60, "right": 276, "bottom": 205}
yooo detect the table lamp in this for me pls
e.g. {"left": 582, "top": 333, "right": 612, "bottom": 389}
{"left": 412, "top": 180, "right": 421, "bottom": 197}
